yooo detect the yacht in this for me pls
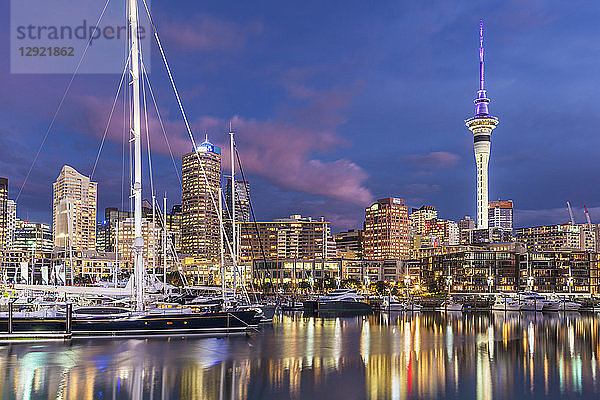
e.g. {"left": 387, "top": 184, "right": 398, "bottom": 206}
{"left": 492, "top": 294, "right": 522, "bottom": 311}
{"left": 520, "top": 293, "right": 547, "bottom": 312}
{"left": 317, "top": 289, "right": 371, "bottom": 313}
{"left": 380, "top": 297, "right": 423, "bottom": 312}
{"left": 435, "top": 297, "right": 463, "bottom": 312}
{"left": 547, "top": 295, "right": 581, "bottom": 312}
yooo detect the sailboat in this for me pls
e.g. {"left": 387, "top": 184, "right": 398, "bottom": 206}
{"left": 0, "top": 0, "right": 258, "bottom": 337}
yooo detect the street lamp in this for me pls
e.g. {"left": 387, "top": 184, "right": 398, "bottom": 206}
{"left": 527, "top": 276, "right": 535, "bottom": 291}
{"left": 446, "top": 275, "right": 453, "bottom": 293}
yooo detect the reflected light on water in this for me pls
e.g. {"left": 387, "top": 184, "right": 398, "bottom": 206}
{"left": 0, "top": 312, "right": 599, "bottom": 399}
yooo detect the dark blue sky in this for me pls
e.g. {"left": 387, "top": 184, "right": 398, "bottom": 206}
{"left": 1, "top": 0, "right": 600, "bottom": 231}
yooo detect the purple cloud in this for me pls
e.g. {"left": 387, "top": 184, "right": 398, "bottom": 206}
{"left": 407, "top": 151, "right": 460, "bottom": 169}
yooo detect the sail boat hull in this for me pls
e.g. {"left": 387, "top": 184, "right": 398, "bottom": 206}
{"left": 0, "top": 310, "right": 258, "bottom": 338}
{"left": 71, "top": 310, "right": 257, "bottom": 337}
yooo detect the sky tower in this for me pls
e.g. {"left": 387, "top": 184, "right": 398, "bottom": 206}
{"left": 465, "top": 20, "right": 499, "bottom": 229}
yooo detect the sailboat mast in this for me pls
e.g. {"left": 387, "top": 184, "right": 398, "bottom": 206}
{"left": 129, "top": 0, "right": 144, "bottom": 310}
{"left": 229, "top": 124, "right": 236, "bottom": 294}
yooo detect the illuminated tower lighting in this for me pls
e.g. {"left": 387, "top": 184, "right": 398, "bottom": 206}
{"left": 465, "top": 19, "right": 499, "bottom": 229}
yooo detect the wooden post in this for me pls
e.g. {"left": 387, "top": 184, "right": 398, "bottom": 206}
{"left": 8, "top": 301, "right": 13, "bottom": 334}
{"left": 66, "top": 303, "right": 72, "bottom": 334}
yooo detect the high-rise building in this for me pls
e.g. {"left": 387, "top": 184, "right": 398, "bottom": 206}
{"left": 489, "top": 200, "right": 513, "bottom": 231}
{"left": 364, "top": 197, "right": 410, "bottom": 260}
{"left": 101, "top": 203, "right": 154, "bottom": 253}
{"left": 409, "top": 205, "right": 438, "bottom": 235}
{"left": 166, "top": 205, "right": 182, "bottom": 255}
{"left": 115, "top": 218, "right": 160, "bottom": 267}
{"left": 52, "top": 165, "right": 97, "bottom": 252}
{"left": 5, "top": 200, "right": 16, "bottom": 250}
{"left": 181, "top": 137, "right": 221, "bottom": 260}
{"left": 13, "top": 221, "right": 53, "bottom": 253}
{"left": 239, "top": 215, "right": 336, "bottom": 261}
{"left": 225, "top": 179, "right": 251, "bottom": 223}
{"left": 0, "top": 177, "right": 7, "bottom": 252}
{"left": 465, "top": 20, "right": 499, "bottom": 229}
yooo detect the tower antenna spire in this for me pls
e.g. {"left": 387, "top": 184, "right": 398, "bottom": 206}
{"left": 479, "top": 19, "right": 485, "bottom": 91}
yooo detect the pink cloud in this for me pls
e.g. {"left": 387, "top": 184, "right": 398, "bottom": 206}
{"left": 69, "top": 91, "right": 373, "bottom": 206}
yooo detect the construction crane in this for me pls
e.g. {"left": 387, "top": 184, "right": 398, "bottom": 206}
{"left": 583, "top": 205, "right": 596, "bottom": 252}
{"left": 567, "top": 201, "right": 575, "bottom": 224}
{"left": 584, "top": 205, "right": 592, "bottom": 226}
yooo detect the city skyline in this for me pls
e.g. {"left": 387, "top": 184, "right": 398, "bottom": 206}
{"left": 0, "top": 1, "right": 599, "bottom": 231}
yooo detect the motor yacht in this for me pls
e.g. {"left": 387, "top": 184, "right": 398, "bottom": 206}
{"left": 317, "top": 289, "right": 371, "bottom": 313}
{"left": 492, "top": 294, "right": 522, "bottom": 311}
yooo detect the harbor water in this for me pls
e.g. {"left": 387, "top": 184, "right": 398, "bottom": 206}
{"left": 0, "top": 311, "right": 599, "bottom": 399}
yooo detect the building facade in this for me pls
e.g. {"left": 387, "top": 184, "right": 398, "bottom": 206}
{"left": 334, "top": 229, "right": 364, "bottom": 258}
{"left": 0, "top": 177, "right": 7, "bottom": 252}
{"left": 225, "top": 179, "right": 251, "bottom": 223}
{"left": 240, "top": 215, "right": 336, "bottom": 262}
{"left": 52, "top": 165, "right": 97, "bottom": 252}
{"left": 488, "top": 200, "right": 513, "bottom": 231}
{"left": 13, "top": 221, "right": 53, "bottom": 253}
{"left": 363, "top": 198, "right": 410, "bottom": 260}
{"left": 181, "top": 138, "right": 221, "bottom": 260}
{"left": 114, "top": 218, "right": 160, "bottom": 268}
{"left": 417, "top": 246, "right": 598, "bottom": 295}
{"left": 5, "top": 200, "right": 16, "bottom": 251}
{"left": 166, "top": 204, "right": 182, "bottom": 255}
{"left": 409, "top": 205, "right": 438, "bottom": 235}
{"left": 514, "top": 224, "right": 595, "bottom": 252}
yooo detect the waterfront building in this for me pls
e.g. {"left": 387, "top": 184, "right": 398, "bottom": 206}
{"left": 240, "top": 215, "right": 336, "bottom": 262}
{"left": 180, "top": 256, "right": 251, "bottom": 286}
{"left": 0, "top": 177, "right": 7, "bottom": 252}
{"left": 13, "top": 221, "right": 53, "bottom": 253}
{"left": 465, "top": 21, "right": 499, "bottom": 229}
{"left": 364, "top": 197, "right": 410, "bottom": 260}
{"left": 0, "top": 249, "right": 54, "bottom": 284}
{"left": 488, "top": 200, "right": 513, "bottom": 230}
{"left": 252, "top": 258, "right": 342, "bottom": 286}
{"left": 514, "top": 223, "right": 596, "bottom": 252}
{"left": 416, "top": 245, "right": 598, "bottom": 295}
{"left": 5, "top": 200, "right": 16, "bottom": 250}
{"left": 52, "top": 165, "right": 97, "bottom": 251}
{"left": 334, "top": 229, "right": 364, "bottom": 258}
{"left": 409, "top": 205, "right": 438, "bottom": 235}
{"left": 181, "top": 137, "right": 221, "bottom": 260}
{"left": 341, "top": 259, "right": 404, "bottom": 284}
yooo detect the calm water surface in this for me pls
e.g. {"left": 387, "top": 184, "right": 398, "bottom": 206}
{"left": 1, "top": 311, "right": 599, "bottom": 399}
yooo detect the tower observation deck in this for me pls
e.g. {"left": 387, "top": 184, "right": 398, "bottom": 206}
{"left": 465, "top": 19, "right": 499, "bottom": 230}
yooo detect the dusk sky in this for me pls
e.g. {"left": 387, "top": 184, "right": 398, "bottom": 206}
{"left": 1, "top": 0, "right": 599, "bottom": 232}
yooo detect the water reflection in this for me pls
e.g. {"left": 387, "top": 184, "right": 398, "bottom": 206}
{"left": 0, "top": 312, "right": 599, "bottom": 399}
